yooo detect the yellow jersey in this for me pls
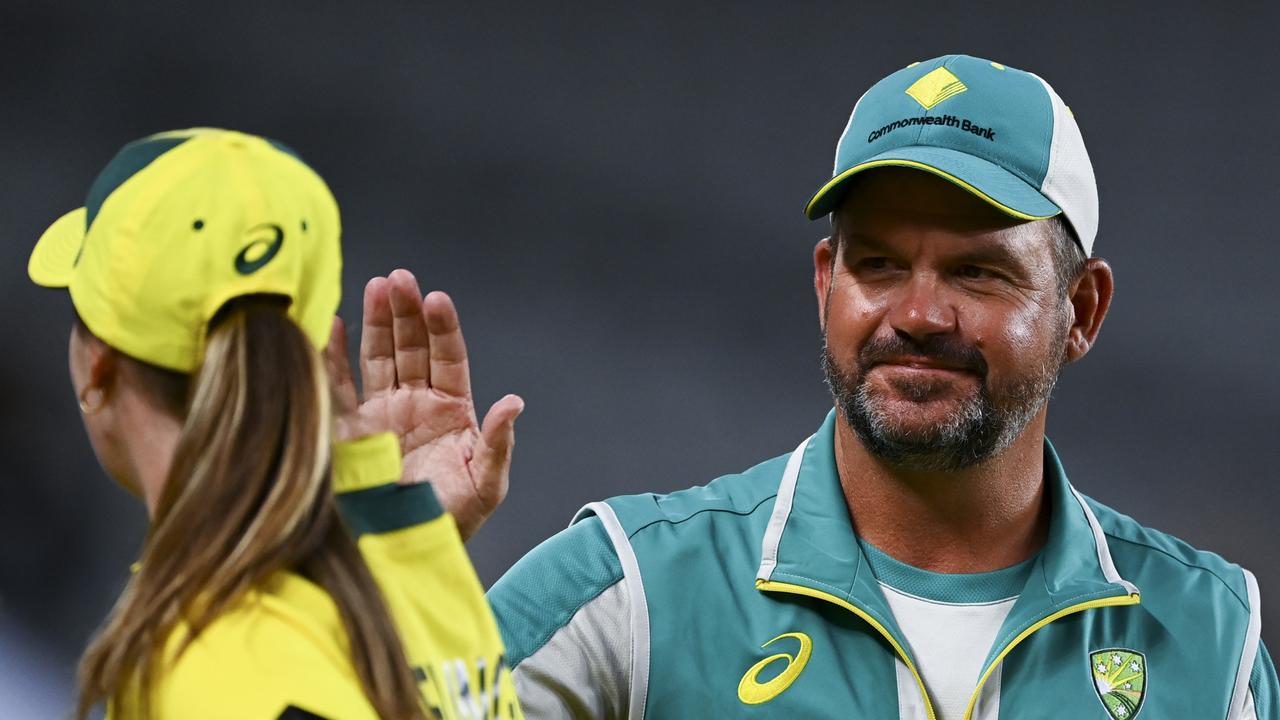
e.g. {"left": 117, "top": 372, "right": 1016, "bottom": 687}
{"left": 110, "top": 432, "right": 523, "bottom": 719}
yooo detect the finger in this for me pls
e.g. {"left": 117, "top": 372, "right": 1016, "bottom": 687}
{"left": 360, "top": 277, "right": 397, "bottom": 398}
{"left": 473, "top": 393, "right": 525, "bottom": 496}
{"left": 423, "top": 291, "right": 472, "bottom": 397}
{"left": 325, "top": 316, "right": 359, "bottom": 414}
{"left": 388, "top": 269, "right": 432, "bottom": 388}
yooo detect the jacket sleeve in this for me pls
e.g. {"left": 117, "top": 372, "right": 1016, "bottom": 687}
{"left": 486, "top": 516, "right": 632, "bottom": 719}
{"left": 331, "top": 432, "right": 524, "bottom": 720}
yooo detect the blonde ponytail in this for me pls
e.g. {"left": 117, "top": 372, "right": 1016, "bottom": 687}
{"left": 76, "top": 296, "right": 424, "bottom": 719}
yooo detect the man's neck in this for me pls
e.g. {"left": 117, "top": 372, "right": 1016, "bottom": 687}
{"left": 834, "top": 413, "right": 1051, "bottom": 574}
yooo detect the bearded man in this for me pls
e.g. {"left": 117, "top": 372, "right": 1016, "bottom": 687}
{"left": 470, "top": 55, "right": 1275, "bottom": 719}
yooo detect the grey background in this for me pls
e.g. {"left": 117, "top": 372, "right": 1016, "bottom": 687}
{"left": 2, "top": 1, "right": 1277, "bottom": 714}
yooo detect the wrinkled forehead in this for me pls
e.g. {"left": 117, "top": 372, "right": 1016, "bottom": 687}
{"left": 833, "top": 169, "right": 1061, "bottom": 273}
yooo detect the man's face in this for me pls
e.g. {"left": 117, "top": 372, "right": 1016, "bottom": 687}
{"left": 817, "top": 168, "right": 1072, "bottom": 471}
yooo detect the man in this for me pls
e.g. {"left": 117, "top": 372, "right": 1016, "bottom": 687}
{"left": 479, "top": 55, "right": 1279, "bottom": 719}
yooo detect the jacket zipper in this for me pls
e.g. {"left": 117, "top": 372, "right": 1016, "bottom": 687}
{"left": 756, "top": 579, "right": 938, "bottom": 720}
{"left": 960, "top": 590, "right": 1140, "bottom": 720}
{"left": 760, "top": 579, "right": 1140, "bottom": 720}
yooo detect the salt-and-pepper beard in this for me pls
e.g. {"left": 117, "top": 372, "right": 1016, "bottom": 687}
{"left": 821, "top": 321, "right": 1068, "bottom": 472}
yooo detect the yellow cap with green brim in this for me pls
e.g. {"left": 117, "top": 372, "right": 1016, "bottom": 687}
{"left": 29, "top": 128, "right": 342, "bottom": 373}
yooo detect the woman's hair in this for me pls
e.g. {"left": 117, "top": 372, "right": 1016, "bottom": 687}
{"left": 74, "top": 295, "right": 425, "bottom": 719}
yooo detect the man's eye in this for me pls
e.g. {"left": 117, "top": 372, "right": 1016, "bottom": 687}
{"left": 858, "top": 257, "right": 891, "bottom": 270}
{"left": 958, "top": 265, "right": 993, "bottom": 279}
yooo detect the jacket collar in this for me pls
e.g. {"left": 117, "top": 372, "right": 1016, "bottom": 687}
{"left": 756, "top": 410, "right": 1139, "bottom": 666}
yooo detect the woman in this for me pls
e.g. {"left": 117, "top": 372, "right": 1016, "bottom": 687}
{"left": 28, "top": 128, "right": 525, "bottom": 719}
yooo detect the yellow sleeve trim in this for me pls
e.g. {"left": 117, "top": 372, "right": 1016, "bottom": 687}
{"left": 332, "top": 432, "right": 402, "bottom": 494}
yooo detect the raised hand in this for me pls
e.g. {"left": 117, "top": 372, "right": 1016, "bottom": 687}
{"left": 325, "top": 268, "right": 523, "bottom": 540}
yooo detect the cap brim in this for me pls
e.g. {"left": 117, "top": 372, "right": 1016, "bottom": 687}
{"left": 29, "top": 208, "right": 87, "bottom": 288}
{"left": 804, "top": 146, "right": 1062, "bottom": 221}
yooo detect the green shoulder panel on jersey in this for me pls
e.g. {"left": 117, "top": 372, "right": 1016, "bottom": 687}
{"left": 488, "top": 452, "right": 788, "bottom": 676}
{"left": 487, "top": 516, "right": 624, "bottom": 667}
{"left": 586, "top": 453, "right": 788, "bottom": 538}
{"left": 574, "top": 452, "right": 800, "bottom": 720}
{"left": 1085, "top": 495, "right": 1250, "bottom": 608}
{"left": 1074, "top": 493, "right": 1268, "bottom": 719}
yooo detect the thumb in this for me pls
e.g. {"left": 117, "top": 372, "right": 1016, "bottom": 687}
{"left": 473, "top": 394, "right": 525, "bottom": 503}
{"left": 461, "top": 394, "right": 524, "bottom": 541}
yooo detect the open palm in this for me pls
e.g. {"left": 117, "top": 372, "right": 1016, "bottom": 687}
{"left": 325, "top": 269, "right": 523, "bottom": 540}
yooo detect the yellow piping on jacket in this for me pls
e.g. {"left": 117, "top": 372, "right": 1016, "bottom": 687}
{"left": 756, "top": 579, "right": 938, "bottom": 720}
{"left": 961, "top": 591, "right": 1141, "bottom": 720}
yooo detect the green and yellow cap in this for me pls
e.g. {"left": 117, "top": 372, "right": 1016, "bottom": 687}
{"left": 806, "top": 55, "right": 1099, "bottom": 255}
{"left": 28, "top": 128, "right": 342, "bottom": 372}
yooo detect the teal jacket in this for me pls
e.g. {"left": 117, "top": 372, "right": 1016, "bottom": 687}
{"left": 490, "top": 412, "right": 1275, "bottom": 719}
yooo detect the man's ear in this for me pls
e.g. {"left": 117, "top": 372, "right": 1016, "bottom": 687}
{"left": 814, "top": 236, "right": 836, "bottom": 331}
{"left": 1063, "top": 257, "right": 1114, "bottom": 363}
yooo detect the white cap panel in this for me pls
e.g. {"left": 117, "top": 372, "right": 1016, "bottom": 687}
{"left": 1033, "top": 74, "right": 1099, "bottom": 256}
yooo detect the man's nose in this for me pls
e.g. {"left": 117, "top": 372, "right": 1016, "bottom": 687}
{"left": 886, "top": 273, "right": 956, "bottom": 343}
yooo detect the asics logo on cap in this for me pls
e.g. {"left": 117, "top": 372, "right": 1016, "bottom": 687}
{"left": 235, "top": 223, "right": 285, "bottom": 275}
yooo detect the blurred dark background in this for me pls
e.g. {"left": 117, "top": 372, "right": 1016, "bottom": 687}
{"left": 3, "top": 1, "right": 1277, "bottom": 714}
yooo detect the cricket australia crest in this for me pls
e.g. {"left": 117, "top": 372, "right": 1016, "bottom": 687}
{"left": 1090, "top": 648, "right": 1147, "bottom": 719}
